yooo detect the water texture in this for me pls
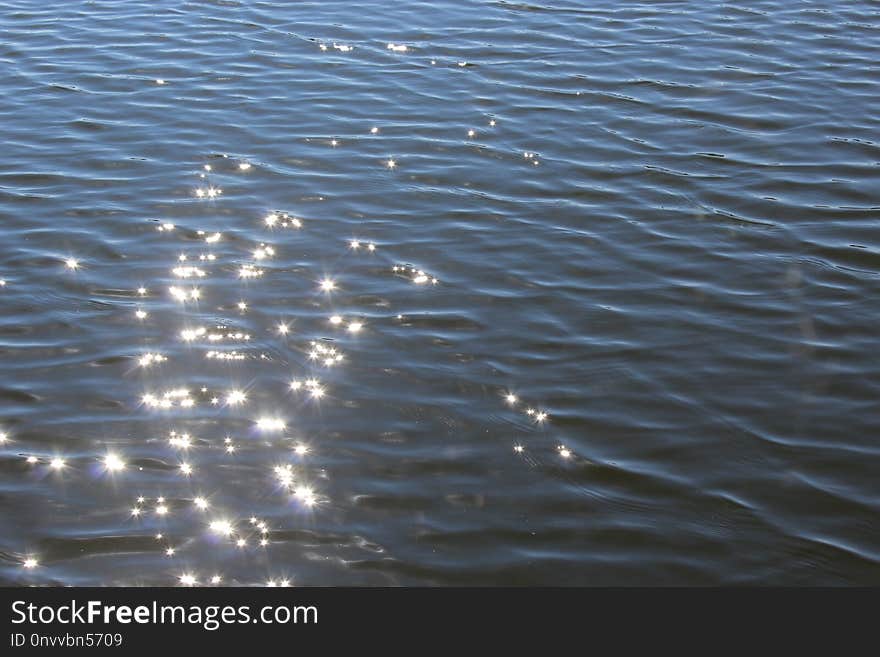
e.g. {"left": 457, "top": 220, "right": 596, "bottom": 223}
{"left": 0, "top": 0, "right": 878, "bottom": 585}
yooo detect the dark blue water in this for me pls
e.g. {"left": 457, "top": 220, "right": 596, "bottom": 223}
{"left": 1, "top": 0, "right": 879, "bottom": 585}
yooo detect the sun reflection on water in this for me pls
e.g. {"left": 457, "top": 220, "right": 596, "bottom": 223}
{"left": 10, "top": 37, "right": 571, "bottom": 585}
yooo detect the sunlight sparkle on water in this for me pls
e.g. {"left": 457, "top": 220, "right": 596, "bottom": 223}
{"left": 264, "top": 211, "right": 301, "bottom": 229}
{"left": 180, "top": 327, "right": 206, "bottom": 341}
{"left": 169, "top": 431, "right": 192, "bottom": 449}
{"left": 103, "top": 453, "right": 125, "bottom": 472}
{"left": 207, "top": 350, "right": 247, "bottom": 361}
{"left": 274, "top": 464, "right": 294, "bottom": 487}
{"left": 252, "top": 244, "right": 275, "bottom": 260}
{"left": 308, "top": 342, "right": 344, "bottom": 367}
{"left": 226, "top": 390, "right": 247, "bottom": 406}
{"left": 138, "top": 353, "right": 167, "bottom": 367}
{"left": 295, "top": 486, "right": 317, "bottom": 507}
{"left": 256, "top": 417, "right": 286, "bottom": 432}
{"left": 172, "top": 266, "right": 206, "bottom": 278}
{"left": 209, "top": 519, "right": 234, "bottom": 537}
{"left": 169, "top": 286, "right": 201, "bottom": 302}
{"left": 13, "top": 70, "right": 564, "bottom": 584}
{"left": 142, "top": 388, "right": 198, "bottom": 409}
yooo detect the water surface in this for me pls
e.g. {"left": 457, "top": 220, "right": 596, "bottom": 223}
{"left": 1, "top": 0, "right": 879, "bottom": 585}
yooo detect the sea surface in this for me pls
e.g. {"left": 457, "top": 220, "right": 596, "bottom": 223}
{"left": 1, "top": 0, "right": 878, "bottom": 586}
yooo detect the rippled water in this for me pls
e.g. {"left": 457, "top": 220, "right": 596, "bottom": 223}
{"left": 1, "top": 0, "right": 878, "bottom": 586}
